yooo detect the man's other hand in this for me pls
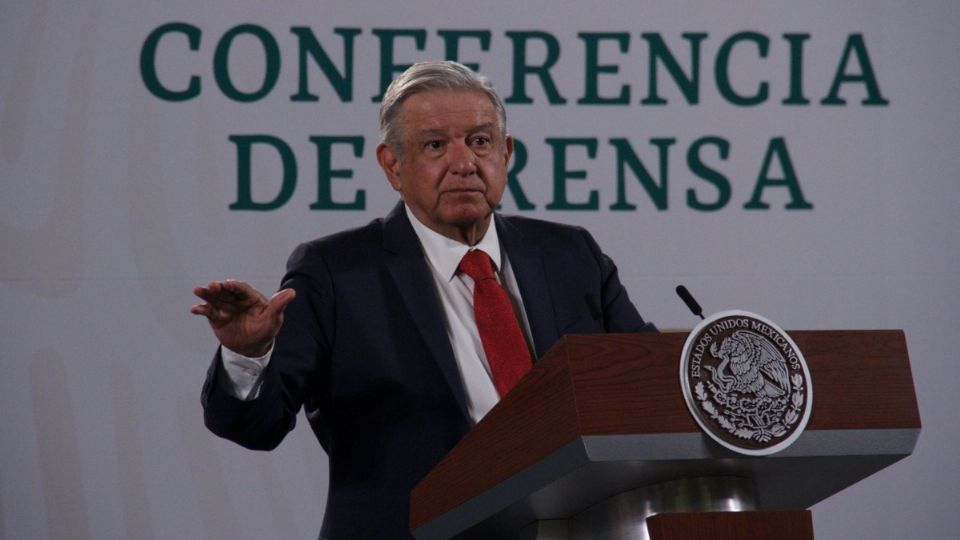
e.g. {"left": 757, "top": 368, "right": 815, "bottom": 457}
{"left": 190, "top": 280, "right": 296, "bottom": 357}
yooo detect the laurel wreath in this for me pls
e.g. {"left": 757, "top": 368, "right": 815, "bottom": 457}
{"left": 696, "top": 373, "right": 805, "bottom": 444}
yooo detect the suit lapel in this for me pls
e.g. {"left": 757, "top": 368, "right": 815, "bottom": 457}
{"left": 382, "top": 203, "right": 470, "bottom": 421}
{"left": 496, "top": 216, "right": 560, "bottom": 361}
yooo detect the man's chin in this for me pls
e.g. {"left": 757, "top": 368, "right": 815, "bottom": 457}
{"left": 439, "top": 205, "right": 494, "bottom": 228}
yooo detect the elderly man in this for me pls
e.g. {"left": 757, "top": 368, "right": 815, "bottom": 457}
{"left": 192, "top": 61, "right": 653, "bottom": 539}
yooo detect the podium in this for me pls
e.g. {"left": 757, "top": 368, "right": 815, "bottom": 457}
{"left": 410, "top": 331, "right": 920, "bottom": 539}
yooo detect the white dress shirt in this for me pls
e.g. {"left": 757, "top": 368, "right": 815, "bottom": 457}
{"left": 220, "top": 204, "right": 534, "bottom": 424}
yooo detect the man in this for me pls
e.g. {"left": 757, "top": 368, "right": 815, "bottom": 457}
{"left": 192, "top": 61, "right": 654, "bottom": 539}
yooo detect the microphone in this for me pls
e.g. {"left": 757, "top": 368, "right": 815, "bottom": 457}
{"left": 676, "top": 285, "right": 705, "bottom": 320}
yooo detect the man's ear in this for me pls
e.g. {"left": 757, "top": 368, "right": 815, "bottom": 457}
{"left": 376, "top": 143, "right": 402, "bottom": 191}
{"left": 503, "top": 135, "right": 514, "bottom": 166}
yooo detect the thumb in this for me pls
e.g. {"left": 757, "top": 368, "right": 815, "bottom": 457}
{"left": 266, "top": 288, "right": 296, "bottom": 318}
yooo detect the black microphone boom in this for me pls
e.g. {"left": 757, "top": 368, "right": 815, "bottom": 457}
{"left": 676, "top": 285, "right": 705, "bottom": 320}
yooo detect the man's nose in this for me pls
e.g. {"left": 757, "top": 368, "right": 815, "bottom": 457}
{"left": 447, "top": 142, "right": 477, "bottom": 175}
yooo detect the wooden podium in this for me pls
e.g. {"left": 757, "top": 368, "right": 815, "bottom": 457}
{"left": 410, "top": 331, "right": 920, "bottom": 539}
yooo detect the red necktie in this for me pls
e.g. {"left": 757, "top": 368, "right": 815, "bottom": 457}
{"left": 459, "top": 249, "right": 533, "bottom": 397}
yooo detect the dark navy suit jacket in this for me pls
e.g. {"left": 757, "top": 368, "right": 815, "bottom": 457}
{"left": 202, "top": 202, "right": 651, "bottom": 539}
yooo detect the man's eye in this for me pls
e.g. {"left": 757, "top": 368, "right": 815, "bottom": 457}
{"left": 425, "top": 140, "right": 444, "bottom": 150}
{"left": 471, "top": 136, "right": 490, "bottom": 146}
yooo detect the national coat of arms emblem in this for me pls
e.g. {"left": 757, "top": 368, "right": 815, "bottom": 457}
{"left": 680, "top": 310, "right": 813, "bottom": 455}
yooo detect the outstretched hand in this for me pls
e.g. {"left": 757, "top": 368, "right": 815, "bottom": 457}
{"left": 190, "top": 279, "right": 296, "bottom": 357}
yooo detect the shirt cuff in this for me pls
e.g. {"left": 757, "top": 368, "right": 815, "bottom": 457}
{"left": 219, "top": 343, "right": 273, "bottom": 401}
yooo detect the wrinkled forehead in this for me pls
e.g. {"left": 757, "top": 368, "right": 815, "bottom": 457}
{"left": 395, "top": 89, "right": 504, "bottom": 136}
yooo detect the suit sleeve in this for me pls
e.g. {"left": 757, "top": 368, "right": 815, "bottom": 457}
{"left": 578, "top": 227, "right": 657, "bottom": 333}
{"left": 201, "top": 242, "right": 334, "bottom": 451}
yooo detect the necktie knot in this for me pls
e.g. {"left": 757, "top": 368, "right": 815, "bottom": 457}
{"left": 459, "top": 250, "right": 495, "bottom": 282}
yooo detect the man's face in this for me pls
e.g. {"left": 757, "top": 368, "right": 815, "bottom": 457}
{"left": 377, "top": 89, "right": 513, "bottom": 245}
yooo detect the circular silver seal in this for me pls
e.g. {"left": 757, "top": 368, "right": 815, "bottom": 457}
{"left": 680, "top": 310, "right": 813, "bottom": 456}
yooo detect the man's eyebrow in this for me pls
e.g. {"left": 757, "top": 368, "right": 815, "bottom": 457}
{"left": 416, "top": 128, "right": 448, "bottom": 138}
{"left": 466, "top": 123, "right": 496, "bottom": 135}
{"left": 415, "top": 123, "right": 497, "bottom": 139}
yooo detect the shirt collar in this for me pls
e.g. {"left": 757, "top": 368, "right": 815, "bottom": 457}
{"left": 404, "top": 204, "right": 503, "bottom": 281}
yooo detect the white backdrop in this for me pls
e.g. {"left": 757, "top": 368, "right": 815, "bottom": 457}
{"left": 2, "top": 1, "right": 958, "bottom": 538}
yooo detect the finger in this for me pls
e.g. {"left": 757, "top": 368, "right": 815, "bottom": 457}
{"left": 192, "top": 282, "right": 232, "bottom": 312}
{"left": 194, "top": 281, "right": 253, "bottom": 308}
{"left": 190, "top": 300, "right": 227, "bottom": 319}
{"left": 194, "top": 281, "right": 227, "bottom": 301}
{"left": 191, "top": 304, "right": 230, "bottom": 329}
{"left": 221, "top": 280, "right": 267, "bottom": 304}
{"left": 193, "top": 287, "right": 230, "bottom": 309}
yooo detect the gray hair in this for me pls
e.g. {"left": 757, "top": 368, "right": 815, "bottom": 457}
{"left": 378, "top": 61, "right": 507, "bottom": 155}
